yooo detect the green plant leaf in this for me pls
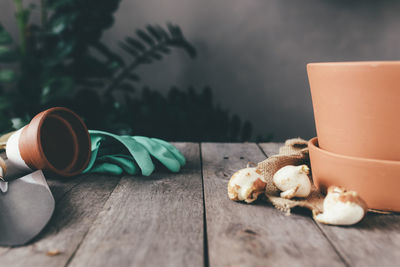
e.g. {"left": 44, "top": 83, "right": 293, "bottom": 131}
{"left": 93, "top": 42, "right": 125, "bottom": 67}
{"left": 80, "top": 79, "right": 105, "bottom": 88}
{"left": 136, "top": 29, "right": 155, "bottom": 46}
{"left": 104, "top": 24, "right": 197, "bottom": 95}
{"left": 168, "top": 39, "right": 196, "bottom": 58}
{"left": 146, "top": 25, "right": 163, "bottom": 41}
{"left": 167, "top": 23, "right": 183, "bottom": 38}
{"left": 0, "top": 96, "right": 12, "bottom": 109}
{"left": 125, "top": 37, "right": 146, "bottom": 51}
{"left": 158, "top": 45, "right": 171, "bottom": 54}
{"left": 0, "top": 70, "right": 16, "bottom": 82}
{"left": 41, "top": 76, "right": 74, "bottom": 104}
{"left": 150, "top": 52, "right": 162, "bottom": 60}
{"left": 117, "top": 83, "right": 136, "bottom": 92}
{"left": 128, "top": 73, "right": 140, "bottom": 82}
{"left": 47, "top": 0, "right": 74, "bottom": 9}
{"left": 165, "top": 24, "right": 196, "bottom": 58}
{"left": 0, "top": 46, "right": 17, "bottom": 62}
{"left": 45, "top": 39, "right": 76, "bottom": 66}
{"left": 0, "top": 25, "right": 13, "bottom": 45}
{"left": 119, "top": 41, "right": 139, "bottom": 57}
{"left": 28, "top": 3, "right": 37, "bottom": 9}
{"left": 50, "top": 14, "right": 77, "bottom": 34}
{"left": 0, "top": 111, "right": 14, "bottom": 134}
{"left": 107, "top": 61, "right": 121, "bottom": 72}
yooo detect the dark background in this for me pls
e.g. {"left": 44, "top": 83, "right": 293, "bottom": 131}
{"left": 1, "top": 0, "right": 400, "bottom": 141}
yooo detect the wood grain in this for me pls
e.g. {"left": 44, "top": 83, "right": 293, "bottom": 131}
{"left": 47, "top": 175, "right": 86, "bottom": 201}
{"left": 67, "top": 143, "right": 204, "bottom": 267}
{"left": 257, "top": 142, "right": 283, "bottom": 157}
{"left": 0, "top": 174, "right": 120, "bottom": 267}
{"left": 202, "top": 143, "right": 344, "bottom": 267}
{"left": 318, "top": 214, "right": 400, "bottom": 267}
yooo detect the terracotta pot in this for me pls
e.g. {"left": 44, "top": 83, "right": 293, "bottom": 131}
{"left": 309, "top": 137, "right": 400, "bottom": 211}
{"left": 6, "top": 107, "right": 91, "bottom": 177}
{"left": 307, "top": 61, "right": 400, "bottom": 160}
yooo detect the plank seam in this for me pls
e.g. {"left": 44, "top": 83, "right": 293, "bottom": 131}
{"left": 53, "top": 176, "right": 86, "bottom": 202}
{"left": 199, "top": 143, "right": 210, "bottom": 267}
{"left": 63, "top": 176, "right": 123, "bottom": 267}
{"left": 313, "top": 223, "right": 350, "bottom": 267}
{"left": 256, "top": 143, "right": 350, "bottom": 267}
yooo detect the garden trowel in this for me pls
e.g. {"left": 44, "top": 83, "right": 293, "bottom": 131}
{"left": 0, "top": 163, "right": 55, "bottom": 246}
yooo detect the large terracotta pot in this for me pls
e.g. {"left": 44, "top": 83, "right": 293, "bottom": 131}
{"left": 309, "top": 137, "right": 400, "bottom": 211}
{"left": 307, "top": 61, "right": 400, "bottom": 160}
{"left": 6, "top": 107, "right": 91, "bottom": 177}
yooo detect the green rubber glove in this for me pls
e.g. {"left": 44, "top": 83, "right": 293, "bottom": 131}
{"left": 83, "top": 130, "right": 185, "bottom": 176}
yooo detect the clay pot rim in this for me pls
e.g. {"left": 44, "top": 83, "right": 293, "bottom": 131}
{"left": 307, "top": 60, "right": 400, "bottom": 68}
{"left": 33, "top": 108, "right": 74, "bottom": 175}
{"left": 33, "top": 107, "right": 91, "bottom": 176}
{"left": 309, "top": 137, "right": 400, "bottom": 165}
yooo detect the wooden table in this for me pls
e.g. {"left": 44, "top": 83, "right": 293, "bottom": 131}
{"left": 1, "top": 143, "right": 399, "bottom": 267}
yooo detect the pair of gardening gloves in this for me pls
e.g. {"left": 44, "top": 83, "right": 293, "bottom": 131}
{"left": 83, "top": 130, "right": 185, "bottom": 176}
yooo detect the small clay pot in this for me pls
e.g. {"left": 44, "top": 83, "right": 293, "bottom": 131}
{"left": 307, "top": 61, "right": 400, "bottom": 161}
{"left": 309, "top": 137, "right": 400, "bottom": 211}
{"left": 6, "top": 107, "right": 91, "bottom": 177}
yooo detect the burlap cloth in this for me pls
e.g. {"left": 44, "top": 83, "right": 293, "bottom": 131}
{"left": 257, "top": 138, "right": 324, "bottom": 215}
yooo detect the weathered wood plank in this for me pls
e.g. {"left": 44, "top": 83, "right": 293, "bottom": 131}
{"left": 259, "top": 142, "right": 400, "bottom": 267}
{"left": 202, "top": 143, "right": 345, "bottom": 267}
{"left": 47, "top": 175, "right": 86, "bottom": 202}
{"left": 0, "top": 174, "right": 120, "bottom": 266}
{"left": 257, "top": 142, "right": 283, "bottom": 157}
{"left": 67, "top": 143, "right": 203, "bottom": 267}
{"left": 319, "top": 214, "right": 400, "bottom": 267}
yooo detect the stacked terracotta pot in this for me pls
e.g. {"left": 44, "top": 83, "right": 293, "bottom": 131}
{"left": 307, "top": 61, "right": 400, "bottom": 211}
